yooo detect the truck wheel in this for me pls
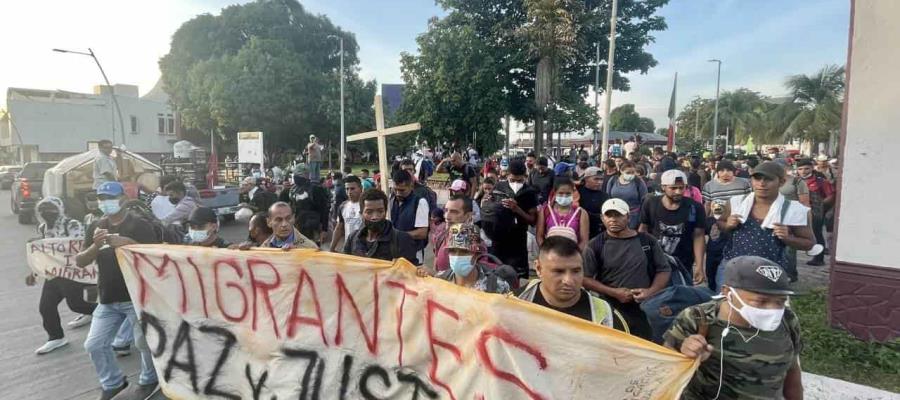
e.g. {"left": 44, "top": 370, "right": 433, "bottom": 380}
{"left": 18, "top": 211, "right": 32, "bottom": 225}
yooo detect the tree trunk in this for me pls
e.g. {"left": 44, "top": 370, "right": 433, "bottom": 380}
{"left": 534, "top": 116, "right": 544, "bottom": 156}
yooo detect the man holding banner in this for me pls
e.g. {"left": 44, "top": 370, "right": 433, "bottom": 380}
{"left": 25, "top": 197, "right": 94, "bottom": 354}
{"left": 76, "top": 182, "right": 160, "bottom": 400}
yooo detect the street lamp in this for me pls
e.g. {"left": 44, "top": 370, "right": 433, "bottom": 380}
{"left": 708, "top": 59, "right": 722, "bottom": 153}
{"left": 53, "top": 48, "right": 126, "bottom": 146}
{"left": 327, "top": 35, "right": 346, "bottom": 173}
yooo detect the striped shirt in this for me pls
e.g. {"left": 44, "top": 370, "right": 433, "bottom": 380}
{"left": 702, "top": 177, "right": 751, "bottom": 205}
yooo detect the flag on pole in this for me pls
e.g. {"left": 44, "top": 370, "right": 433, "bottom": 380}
{"left": 207, "top": 132, "right": 219, "bottom": 188}
{"left": 667, "top": 73, "right": 678, "bottom": 152}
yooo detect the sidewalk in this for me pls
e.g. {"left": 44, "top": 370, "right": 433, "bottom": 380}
{"left": 803, "top": 372, "right": 899, "bottom": 400}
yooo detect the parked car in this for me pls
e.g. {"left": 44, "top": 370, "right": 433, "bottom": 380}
{"left": 11, "top": 162, "right": 56, "bottom": 224}
{"left": 0, "top": 165, "right": 23, "bottom": 189}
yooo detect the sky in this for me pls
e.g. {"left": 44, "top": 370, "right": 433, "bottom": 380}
{"left": 0, "top": 0, "right": 850, "bottom": 130}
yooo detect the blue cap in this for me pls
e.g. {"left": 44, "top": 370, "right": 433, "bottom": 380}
{"left": 96, "top": 181, "right": 124, "bottom": 197}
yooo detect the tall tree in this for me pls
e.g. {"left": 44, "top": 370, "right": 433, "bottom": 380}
{"left": 397, "top": 19, "right": 507, "bottom": 155}
{"left": 520, "top": 0, "right": 578, "bottom": 153}
{"left": 777, "top": 64, "right": 845, "bottom": 149}
{"left": 609, "top": 104, "right": 655, "bottom": 132}
{"left": 400, "top": 0, "right": 669, "bottom": 155}
{"left": 159, "top": 0, "right": 376, "bottom": 156}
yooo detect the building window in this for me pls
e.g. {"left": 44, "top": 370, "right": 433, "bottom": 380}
{"left": 167, "top": 114, "right": 175, "bottom": 134}
{"left": 158, "top": 113, "right": 166, "bottom": 134}
{"left": 130, "top": 116, "right": 138, "bottom": 134}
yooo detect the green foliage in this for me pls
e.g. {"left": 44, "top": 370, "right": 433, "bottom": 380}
{"left": 675, "top": 65, "right": 845, "bottom": 149}
{"left": 609, "top": 104, "right": 655, "bottom": 132}
{"left": 776, "top": 65, "right": 844, "bottom": 143}
{"left": 791, "top": 289, "right": 900, "bottom": 392}
{"left": 159, "top": 0, "right": 376, "bottom": 155}
{"left": 399, "top": 0, "right": 669, "bottom": 154}
{"left": 396, "top": 21, "right": 506, "bottom": 154}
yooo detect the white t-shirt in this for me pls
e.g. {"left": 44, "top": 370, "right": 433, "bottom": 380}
{"left": 339, "top": 200, "right": 362, "bottom": 242}
{"left": 151, "top": 195, "right": 176, "bottom": 220}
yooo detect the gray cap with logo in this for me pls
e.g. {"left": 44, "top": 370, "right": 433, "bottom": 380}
{"left": 722, "top": 256, "right": 794, "bottom": 295}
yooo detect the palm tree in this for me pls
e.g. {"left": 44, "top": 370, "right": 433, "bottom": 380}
{"left": 776, "top": 65, "right": 845, "bottom": 152}
{"left": 694, "top": 88, "right": 769, "bottom": 152}
{"left": 521, "top": 0, "right": 577, "bottom": 155}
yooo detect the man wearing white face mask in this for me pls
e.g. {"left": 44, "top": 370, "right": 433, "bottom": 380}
{"left": 664, "top": 256, "right": 803, "bottom": 400}
{"left": 185, "top": 207, "right": 231, "bottom": 248}
{"left": 480, "top": 159, "right": 538, "bottom": 280}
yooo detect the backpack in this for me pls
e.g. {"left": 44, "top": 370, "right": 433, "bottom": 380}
{"left": 121, "top": 200, "right": 185, "bottom": 244}
{"left": 479, "top": 182, "right": 521, "bottom": 242}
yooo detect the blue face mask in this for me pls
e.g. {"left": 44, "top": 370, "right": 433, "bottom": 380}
{"left": 188, "top": 228, "right": 210, "bottom": 244}
{"left": 98, "top": 199, "right": 121, "bottom": 215}
{"left": 448, "top": 255, "right": 475, "bottom": 277}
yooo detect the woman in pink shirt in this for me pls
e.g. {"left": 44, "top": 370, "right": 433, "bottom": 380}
{"left": 536, "top": 177, "right": 590, "bottom": 250}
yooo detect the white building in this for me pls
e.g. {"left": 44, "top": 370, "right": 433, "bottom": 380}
{"left": 2, "top": 81, "right": 179, "bottom": 163}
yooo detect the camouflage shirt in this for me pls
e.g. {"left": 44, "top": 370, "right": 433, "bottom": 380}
{"left": 664, "top": 299, "right": 802, "bottom": 400}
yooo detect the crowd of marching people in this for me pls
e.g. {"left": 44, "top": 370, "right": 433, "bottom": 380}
{"left": 25, "top": 136, "right": 838, "bottom": 399}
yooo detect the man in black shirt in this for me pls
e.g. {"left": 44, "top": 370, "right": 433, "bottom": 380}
{"left": 576, "top": 167, "right": 609, "bottom": 239}
{"left": 528, "top": 156, "right": 554, "bottom": 205}
{"left": 280, "top": 169, "right": 331, "bottom": 245}
{"left": 76, "top": 182, "right": 160, "bottom": 400}
{"left": 436, "top": 152, "right": 477, "bottom": 197}
{"left": 583, "top": 198, "right": 671, "bottom": 341}
{"left": 640, "top": 170, "right": 706, "bottom": 285}
{"left": 344, "top": 189, "right": 418, "bottom": 264}
{"left": 481, "top": 159, "right": 538, "bottom": 278}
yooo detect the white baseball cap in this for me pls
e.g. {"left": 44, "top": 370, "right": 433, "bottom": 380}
{"left": 601, "top": 198, "right": 630, "bottom": 216}
{"left": 660, "top": 169, "right": 688, "bottom": 186}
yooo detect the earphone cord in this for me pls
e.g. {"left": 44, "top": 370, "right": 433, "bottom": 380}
{"left": 712, "top": 306, "right": 761, "bottom": 400}
{"left": 712, "top": 319, "right": 730, "bottom": 400}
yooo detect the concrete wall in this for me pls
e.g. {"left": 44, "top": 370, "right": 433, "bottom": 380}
{"left": 5, "top": 86, "right": 177, "bottom": 158}
{"left": 829, "top": 0, "right": 900, "bottom": 342}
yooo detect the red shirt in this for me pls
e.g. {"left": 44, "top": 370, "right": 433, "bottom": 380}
{"left": 802, "top": 174, "right": 834, "bottom": 198}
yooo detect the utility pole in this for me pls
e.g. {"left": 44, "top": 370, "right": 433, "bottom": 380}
{"left": 709, "top": 59, "right": 722, "bottom": 153}
{"left": 601, "top": 0, "right": 619, "bottom": 161}
{"left": 594, "top": 42, "right": 600, "bottom": 154}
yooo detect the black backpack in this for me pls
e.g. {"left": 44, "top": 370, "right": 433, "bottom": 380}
{"left": 121, "top": 199, "right": 185, "bottom": 244}
{"left": 588, "top": 231, "right": 692, "bottom": 286}
{"left": 480, "top": 181, "right": 520, "bottom": 242}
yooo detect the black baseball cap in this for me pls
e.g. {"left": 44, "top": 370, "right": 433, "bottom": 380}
{"left": 188, "top": 207, "right": 218, "bottom": 226}
{"left": 722, "top": 256, "right": 794, "bottom": 295}
{"left": 751, "top": 161, "right": 786, "bottom": 181}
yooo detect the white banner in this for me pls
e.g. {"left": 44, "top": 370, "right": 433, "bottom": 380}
{"left": 26, "top": 238, "right": 97, "bottom": 284}
{"left": 118, "top": 245, "right": 697, "bottom": 399}
{"left": 237, "top": 131, "right": 264, "bottom": 165}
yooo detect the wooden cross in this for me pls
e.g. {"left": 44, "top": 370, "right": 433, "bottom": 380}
{"left": 347, "top": 94, "right": 421, "bottom": 193}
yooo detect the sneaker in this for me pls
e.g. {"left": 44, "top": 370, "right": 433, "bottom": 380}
{"left": 35, "top": 338, "right": 69, "bottom": 355}
{"left": 112, "top": 381, "right": 159, "bottom": 400}
{"left": 99, "top": 380, "right": 128, "bottom": 400}
{"left": 67, "top": 314, "right": 92, "bottom": 329}
{"left": 806, "top": 259, "right": 825, "bottom": 266}
{"left": 112, "top": 344, "right": 132, "bottom": 357}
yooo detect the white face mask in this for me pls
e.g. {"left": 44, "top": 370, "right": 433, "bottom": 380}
{"left": 555, "top": 195, "right": 573, "bottom": 207}
{"left": 621, "top": 173, "right": 636, "bottom": 182}
{"left": 509, "top": 181, "right": 523, "bottom": 193}
{"left": 728, "top": 290, "right": 785, "bottom": 332}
